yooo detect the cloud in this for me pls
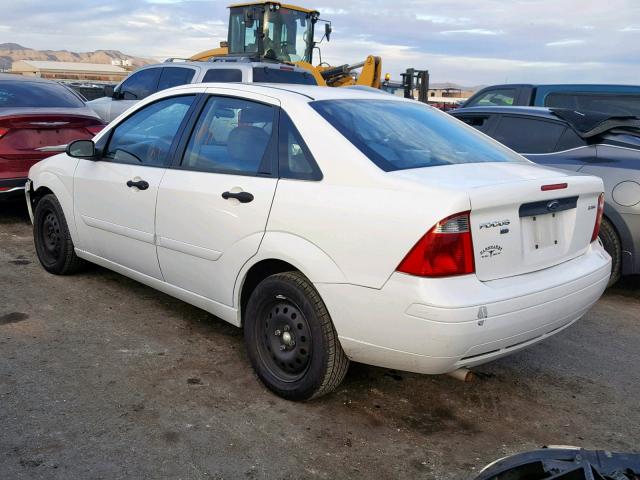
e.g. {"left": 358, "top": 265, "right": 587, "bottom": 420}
{"left": 1, "top": 0, "right": 639, "bottom": 85}
{"left": 545, "top": 39, "right": 586, "bottom": 47}
{"left": 441, "top": 29, "right": 504, "bottom": 35}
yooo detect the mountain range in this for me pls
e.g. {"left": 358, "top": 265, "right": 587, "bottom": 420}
{"left": 0, "top": 43, "right": 154, "bottom": 71}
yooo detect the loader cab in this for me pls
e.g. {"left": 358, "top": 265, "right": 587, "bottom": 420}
{"left": 228, "top": 2, "right": 320, "bottom": 64}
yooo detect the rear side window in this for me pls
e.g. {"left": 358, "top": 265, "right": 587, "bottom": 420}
{"left": 492, "top": 116, "right": 566, "bottom": 154}
{"left": 555, "top": 127, "right": 586, "bottom": 151}
{"left": 467, "top": 88, "right": 517, "bottom": 107}
{"left": 181, "top": 96, "right": 276, "bottom": 175}
{"left": 0, "top": 80, "right": 84, "bottom": 108}
{"left": 278, "top": 111, "right": 322, "bottom": 180}
{"left": 157, "top": 67, "right": 196, "bottom": 91}
{"left": 252, "top": 67, "right": 317, "bottom": 85}
{"left": 203, "top": 69, "right": 243, "bottom": 82}
{"left": 311, "top": 99, "right": 525, "bottom": 172}
{"left": 545, "top": 92, "right": 640, "bottom": 117}
{"left": 105, "top": 95, "right": 195, "bottom": 166}
{"left": 118, "top": 68, "right": 161, "bottom": 100}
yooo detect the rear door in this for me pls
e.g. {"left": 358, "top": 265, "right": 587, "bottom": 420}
{"left": 74, "top": 94, "right": 197, "bottom": 279}
{"left": 155, "top": 90, "right": 279, "bottom": 306}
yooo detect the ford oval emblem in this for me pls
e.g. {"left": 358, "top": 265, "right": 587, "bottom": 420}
{"left": 547, "top": 200, "right": 560, "bottom": 212}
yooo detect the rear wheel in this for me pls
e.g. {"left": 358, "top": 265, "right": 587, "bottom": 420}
{"left": 598, "top": 217, "right": 621, "bottom": 287}
{"left": 244, "top": 271, "right": 349, "bottom": 401}
{"left": 33, "top": 194, "right": 86, "bottom": 275}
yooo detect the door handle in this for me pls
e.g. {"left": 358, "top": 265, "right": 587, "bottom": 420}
{"left": 126, "top": 179, "right": 149, "bottom": 190}
{"left": 222, "top": 191, "right": 254, "bottom": 203}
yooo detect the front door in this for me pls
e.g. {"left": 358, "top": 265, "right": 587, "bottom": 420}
{"left": 156, "top": 93, "right": 279, "bottom": 305}
{"left": 74, "top": 94, "right": 197, "bottom": 279}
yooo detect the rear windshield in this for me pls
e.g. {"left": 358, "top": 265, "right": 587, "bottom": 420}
{"left": 252, "top": 67, "right": 317, "bottom": 85}
{"left": 0, "top": 80, "right": 85, "bottom": 108}
{"left": 545, "top": 92, "right": 640, "bottom": 117}
{"left": 311, "top": 99, "right": 526, "bottom": 171}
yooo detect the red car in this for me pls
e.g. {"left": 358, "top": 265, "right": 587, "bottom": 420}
{"left": 0, "top": 74, "right": 104, "bottom": 196}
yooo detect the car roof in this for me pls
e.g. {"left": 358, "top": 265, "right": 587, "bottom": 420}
{"left": 0, "top": 73, "right": 55, "bottom": 83}
{"left": 451, "top": 106, "right": 557, "bottom": 119}
{"left": 189, "top": 82, "right": 407, "bottom": 102}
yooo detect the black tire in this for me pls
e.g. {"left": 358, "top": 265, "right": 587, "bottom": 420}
{"left": 244, "top": 271, "right": 349, "bottom": 401}
{"left": 33, "top": 194, "right": 86, "bottom": 275}
{"left": 598, "top": 217, "right": 621, "bottom": 287}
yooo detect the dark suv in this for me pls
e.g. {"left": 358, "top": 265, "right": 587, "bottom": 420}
{"left": 463, "top": 84, "right": 640, "bottom": 117}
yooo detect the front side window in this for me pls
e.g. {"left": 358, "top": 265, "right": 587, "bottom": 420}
{"left": 469, "top": 88, "right": 517, "bottom": 107}
{"left": 181, "top": 96, "right": 275, "bottom": 175}
{"left": 492, "top": 116, "right": 566, "bottom": 154}
{"left": 157, "top": 67, "right": 196, "bottom": 91}
{"left": 311, "top": 99, "right": 526, "bottom": 172}
{"left": 105, "top": 95, "right": 194, "bottom": 166}
{"left": 118, "top": 68, "right": 161, "bottom": 100}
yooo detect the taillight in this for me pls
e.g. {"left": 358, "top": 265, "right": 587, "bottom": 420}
{"left": 85, "top": 125, "right": 105, "bottom": 136}
{"left": 591, "top": 193, "right": 605, "bottom": 242}
{"left": 397, "top": 212, "right": 475, "bottom": 277}
{"left": 0, "top": 127, "right": 9, "bottom": 139}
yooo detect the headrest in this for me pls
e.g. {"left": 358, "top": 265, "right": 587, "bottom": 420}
{"left": 239, "top": 106, "right": 273, "bottom": 125}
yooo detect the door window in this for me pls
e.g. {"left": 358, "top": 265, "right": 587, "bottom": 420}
{"left": 278, "top": 111, "right": 321, "bottom": 180}
{"left": 492, "top": 116, "right": 566, "bottom": 154}
{"left": 468, "top": 88, "right": 517, "bottom": 107}
{"left": 105, "top": 95, "right": 195, "bottom": 166}
{"left": 181, "top": 96, "right": 276, "bottom": 175}
{"left": 202, "top": 69, "right": 243, "bottom": 82}
{"left": 118, "top": 68, "right": 162, "bottom": 100}
{"left": 157, "top": 67, "right": 196, "bottom": 91}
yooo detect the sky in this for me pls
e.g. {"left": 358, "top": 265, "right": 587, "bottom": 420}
{"left": 1, "top": 0, "right": 640, "bottom": 86}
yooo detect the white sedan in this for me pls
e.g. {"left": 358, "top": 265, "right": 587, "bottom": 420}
{"left": 26, "top": 83, "right": 611, "bottom": 400}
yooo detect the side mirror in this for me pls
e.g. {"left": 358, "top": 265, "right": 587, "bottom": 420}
{"left": 104, "top": 85, "right": 115, "bottom": 98}
{"left": 325, "top": 23, "right": 332, "bottom": 41}
{"left": 66, "top": 139, "right": 96, "bottom": 159}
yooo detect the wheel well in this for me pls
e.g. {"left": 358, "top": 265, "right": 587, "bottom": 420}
{"left": 31, "top": 186, "right": 54, "bottom": 208}
{"left": 240, "top": 259, "right": 299, "bottom": 325}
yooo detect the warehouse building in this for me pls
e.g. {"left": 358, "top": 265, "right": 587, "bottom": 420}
{"left": 10, "top": 60, "right": 128, "bottom": 83}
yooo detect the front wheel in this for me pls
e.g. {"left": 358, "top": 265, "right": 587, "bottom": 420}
{"left": 598, "top": 217, "right": 621, "bottom": 287}
{"left": 244, "top": 271, "right": 349, "bottom": 401}
{"left": 33, "top": 194, "right": 86, "bottom": 275}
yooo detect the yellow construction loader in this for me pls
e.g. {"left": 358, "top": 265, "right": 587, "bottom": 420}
{"left": 189, "top": 1, "right": 382, "bottom": 89}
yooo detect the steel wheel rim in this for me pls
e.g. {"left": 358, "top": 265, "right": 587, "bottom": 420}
{"left": 256, "top": 296, "right": 312, "bottom": 383}
{"left": 40, "top": 210, "right": 62, "bottom": 264}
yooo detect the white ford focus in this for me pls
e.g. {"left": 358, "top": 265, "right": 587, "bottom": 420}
{"left": 26, "top": 84, "right": 611, "bottom": 400}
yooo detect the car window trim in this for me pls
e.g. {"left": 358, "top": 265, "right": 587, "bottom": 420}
{"left": 170, "top": 93, "right": 279, "bottom": 178}
{"left": 277, "top": 109, "right": 323, "bottom": 181}
{"left": 97, "top": 93, "right": 200, "bottom": 169}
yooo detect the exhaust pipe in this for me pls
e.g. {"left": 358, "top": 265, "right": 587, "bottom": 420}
{"left": 447, "top": 368, "right": 474, "bottom": 382}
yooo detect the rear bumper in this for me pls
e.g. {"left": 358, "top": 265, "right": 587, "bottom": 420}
{"left": 316, "top": 242, "right": 611, "bottom": 374}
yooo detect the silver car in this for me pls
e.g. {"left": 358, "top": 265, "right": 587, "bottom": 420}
{"left": 87, "top": 59, "right": 317, "bottom": 123}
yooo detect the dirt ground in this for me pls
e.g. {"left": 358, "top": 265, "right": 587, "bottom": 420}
{"left": 1, "top": 198, "right": 638, "bottom": 480}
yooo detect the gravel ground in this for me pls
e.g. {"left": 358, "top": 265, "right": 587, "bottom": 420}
{"left": 1, "top": 198, "right": 638, "bottom": 479}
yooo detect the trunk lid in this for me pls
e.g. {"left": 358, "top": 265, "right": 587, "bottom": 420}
{"left": 0, "top": 112, "right": 103, "bottom": 160}
{"left": 389, "top": 162, "right": 604, "bottom": 281}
